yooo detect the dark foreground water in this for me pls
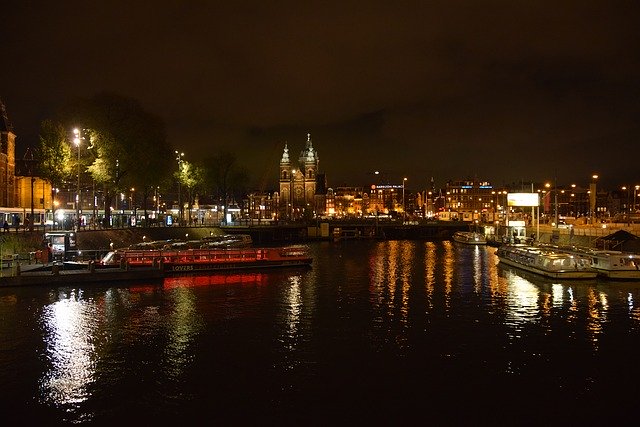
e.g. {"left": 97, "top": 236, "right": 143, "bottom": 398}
{"left": 1, "top": 240, "right": 639, "bottom": 425}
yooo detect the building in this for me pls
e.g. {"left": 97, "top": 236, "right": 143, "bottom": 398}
{"left": 443, "top": 179, "right": 496, "bottom": 222}
{"left": 278, "top": 133, "right": 320, "bottom": 219}
{"left": 367, "top": 184, "right": 403, "bottom": 217}
{"left": 327, "top": 186, "right": 365, "bottom": 217}
{"left": 0, "top": 99, "right": 17, "bottom": 207}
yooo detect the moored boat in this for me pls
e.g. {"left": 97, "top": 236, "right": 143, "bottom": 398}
{"left": 452, "top": 231, "right": 487, "bottom": 245}
{"left": 127, "top": 234, "right": 253, "bottom": 250}
{"left": 100, "top": 245, "right": 313, "bottom": 274}
{"left": 534, "top": 243, "right": 640, "bottom": 280}
{"left": 496, "top": 244, "right": 597, "bottom": 279}
{"left": 588, "top": 250, "right": 640, "bottom": 279}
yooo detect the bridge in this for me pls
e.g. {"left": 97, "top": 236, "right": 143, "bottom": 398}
{"left": 220, "top": 219, "right": 472, "bottom": 244}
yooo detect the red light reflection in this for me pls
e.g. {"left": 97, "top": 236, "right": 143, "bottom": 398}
{"left": 163, "top": 273, "right": 266, "bottom": 289}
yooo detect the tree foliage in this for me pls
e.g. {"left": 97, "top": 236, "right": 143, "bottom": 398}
{"left": 203, "top": 151, "right": 250, "bottom": 221}
{"left": 42, "top": 92, "right": 258, "bottom": 227}
{"left": 62, "top": 92, "right": 172, "bottom": 225}
{"left": 36, "top": 119, "right": 73, "bottom": 187}
{"left": 176, "top": 160, "right": 206, "bottom": 222}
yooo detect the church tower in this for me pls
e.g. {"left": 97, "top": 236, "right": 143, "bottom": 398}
{"left": 299, "top": 133, "right": 318, "bottom": 205}
{"left": 279, "top": 142, "right": 292, "bottom": 212}
{"left": 278, "top": 133, "right": 320, "bottom": 219}
{"left": 0, "top": 99, "right": 16, "bottom": 207}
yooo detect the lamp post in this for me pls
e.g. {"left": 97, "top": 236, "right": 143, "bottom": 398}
{"left": 635, "top": 185, "right": 639, "bottom": 213}
{"left": 590, "top": 174, "right": 598, "bottom": 224}
{"left": 154, "top": 186, "right": 160, "bottom": 221}
{"left": 73, "top": 128, "right": 82, "bottom": 231}
{"left": 545, "top": 181, "right": 559, "bottom": 228}
{"left": 130, "top": 187, "right": 135, "bottom": 226}
{"left": 175, "top": 151, "right": 184, "bottom": 224}
{"left": 402, "top": 177, "right": 407, "bottom": 222}
{"left": 290, "top": 169, "right": 296, "bottom": 220}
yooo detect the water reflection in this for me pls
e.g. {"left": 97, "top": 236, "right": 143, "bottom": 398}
{"left": 4, "top": 240, "right": 640, "bottom": 424}
{"left": 283, "top": 274, "right": 302, "bottom": 348}
{"left": 275, "top": 272, "right": 307, "bottom": 379}
{"left": 164, "top": 286, "right": 201, "bottom": 378}
{"left": 443, "top": 241, "right": 454, "bottom": 298}
{"left": 39, "top": 291, "right": 98, "bottom": 411}
{"left": 423, "top": 242, "right": 437, "bottom": 308}
{"left": 502, "top": 269, "right": 541, "bottom": 335}
{"left": 586, "top": 288, "right": 607, "bottom": 349}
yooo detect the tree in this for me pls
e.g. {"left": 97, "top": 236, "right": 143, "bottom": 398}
{"left": 176, "top": 160, "right": 205, "bottom": 224}
{"left": 203, "top": 151, "right": 250, "bottom": 224}
{"left": 36, "top": 119, "right": 73, "bottom": 223}
{"left": 63, "top": 92, "right": 172, "bottom": 227}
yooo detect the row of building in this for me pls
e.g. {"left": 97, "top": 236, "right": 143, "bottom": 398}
{"left": 1, "top": 99, "right": 637, "bottom": 228}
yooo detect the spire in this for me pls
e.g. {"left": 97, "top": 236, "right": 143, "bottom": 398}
{"left": 299, "top": 132, "right": 319, "bottom": 164}
{"left": 280, "top": 142, "right": 290, "bottom": 164}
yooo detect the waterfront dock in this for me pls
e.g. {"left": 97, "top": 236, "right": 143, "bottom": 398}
{"left": 0, "top": 263, "right": 164, "bottom": 287}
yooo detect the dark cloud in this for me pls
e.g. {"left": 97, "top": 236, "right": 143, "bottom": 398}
{"left": 2, "top": 1, "right": 639, "bottom": 190}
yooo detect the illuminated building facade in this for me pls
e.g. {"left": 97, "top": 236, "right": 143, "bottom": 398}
{"left": 0, "top": 99, "right": 17, "bottom": 207}
{"left": 279, "top": 133, "right": 319, "bottom": 219}
{"left": 326, "top": 186, "right": 365, "bottom": 217}
{"left": 444, "top": 179, "right": 495, "bottom": 221}
{"left": 368, "top": 184, "right": 403, "bottom": 216}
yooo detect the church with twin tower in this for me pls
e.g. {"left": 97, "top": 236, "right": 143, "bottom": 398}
{"left": 279, "top": 133, "right": 322, "bottom": 218}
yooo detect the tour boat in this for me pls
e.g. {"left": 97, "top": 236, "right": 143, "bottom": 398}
{"left": 100, "top": 245, "right": 313, "bottom": 274}
{"left": 496, "top": 244, "right": 597, "bottom": 279}
{"left": 534, "top": 243, "right": 640, "bottom": 280}
{"left": 586, "top": 250, "right": 640, "bottom": 279}
{"left": 127, "top": 234, "right": 252, "bottom": 250}
{"left": 452, "top": 231, "right": 487, "bottom": 245}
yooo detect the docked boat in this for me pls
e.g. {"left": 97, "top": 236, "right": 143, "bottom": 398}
{"left": 452, "top": 231, "right": 487, "bottom": 245}
{"left": 534, "top": 243, "right": 640, "bottom": 280}
{"left": 127, "top": 234, "right": 252, "bottom": 250}
{"left": 587, "top": 250, "right": 640, "bottom": 279}
{"left": 100, "top": 245, "right": 313, "bottom": 274}
{"left": 496, "top": 244, "right": 597, "bottom": 279}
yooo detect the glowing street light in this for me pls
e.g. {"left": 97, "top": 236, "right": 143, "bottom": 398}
{"left": 73, "top": 128, "right": 82, "bottom": 231}
{"left": 402, "top": 177, "right": 407, "bottom": 222}
{"left": 290, "top": 169, "right": 296, "bottom": 220}
{"left": 545, "top": 182, "right": 559, "bottom": 228}
{"left": 635, "top": 185, "right": 640, "bottom": 213}
{"left": 590, "top": 174, "right": 599, "bottom": 224}
{"left": 175, "top": 151, "right": 184, "bottom": 223}
{"left": 130, "top": 187, "right": 136, "bottom": 226}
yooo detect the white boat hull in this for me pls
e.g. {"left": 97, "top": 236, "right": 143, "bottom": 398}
{"left": 591, "top": 267, "right": 640, "bottom": 280}
{"left": 496, "top": 244, "right": 598, "bottom": 279}
{"left": 497, "top": 255, "right": 598, "bottom": 279}
{"left": 452, "top": 231, "right": 487, "bottom": 245}
{"left": 534, "top": 244, "right": 640, "bottom": 280}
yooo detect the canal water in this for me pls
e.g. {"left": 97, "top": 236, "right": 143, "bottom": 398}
{"left": 1, "top": 240, "right": 639, "bottom": 425}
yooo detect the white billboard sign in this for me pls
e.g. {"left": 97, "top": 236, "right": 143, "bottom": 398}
{"left": 507, "top": 193, "right": 539, "bottom": 207}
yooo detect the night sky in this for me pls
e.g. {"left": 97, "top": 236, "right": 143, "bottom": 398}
{"left": 2, "top": 1, "right": 639, "bottom": 190}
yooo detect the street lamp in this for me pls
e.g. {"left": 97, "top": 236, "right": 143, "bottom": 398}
{"left": 73, "top": 128, "right": 82, "bottom": 231}
{"left": 175, "top": 151, "right": 184, "bottom": 224}
{"left": 290, "top": 169, "right": 296, "bottom": 220}
{"left": 545, "top": 182, "right": 558, "bottom": 227}
{"left": 590, "top": 174, "right": 599, "bottom": 224}
{"left": 635, "top": 185, "right": 640, "bottom": 213}
{"left": 130, "top": 187, "right": 136, "bottom": 226}
{"left": 402, "top": 177, "right": 407, "bottom": 223}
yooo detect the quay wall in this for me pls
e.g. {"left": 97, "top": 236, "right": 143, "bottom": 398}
{"left": 3, "top": 222, "right": 639, "bottom": 256}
